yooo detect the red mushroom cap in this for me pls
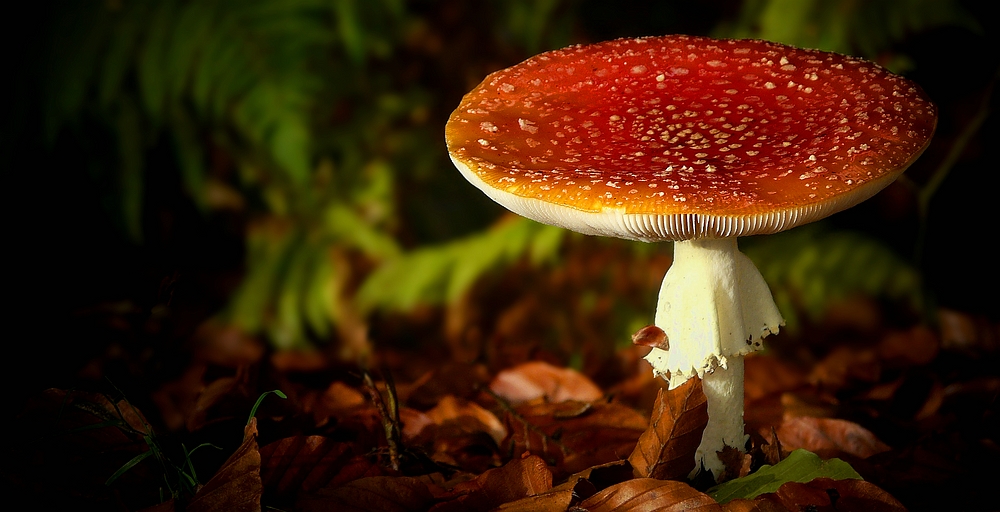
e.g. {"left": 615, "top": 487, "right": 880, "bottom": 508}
{"left": 446, "top": 35, "right": 936, "bottom": 241}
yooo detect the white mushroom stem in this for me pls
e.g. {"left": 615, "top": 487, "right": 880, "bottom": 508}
{"left": 643, "top": 237, "right": 783, "bottom": 480}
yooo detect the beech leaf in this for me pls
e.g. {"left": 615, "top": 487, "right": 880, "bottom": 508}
{"left": 773, "top": 417, "right": 890, "bottom": 459}
{"left": 490, "top": 361, "right": 603, "bottom": 405}
{"left": 577, "top": 478, "right": 721, "bottom": 511}
{"left": 259, "top": 436, "right": 384, "bottom": 500}
{"left": 187, "top": 418, "right": 263, "bottom": 512}
{"left": 429, "top": 454, "right": 552, "bottom": 511}
{"left": 708, "top": 449, "right": 861, "bottom": 504}
{"left": 504, "top": 401, "right": 647, "bottom": 478}
{"left": 628, "top": 377, "right": 708, "bottom": 480}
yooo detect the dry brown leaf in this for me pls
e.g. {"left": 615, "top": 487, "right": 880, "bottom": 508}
{"left": 778, "top": 389, "right": 839, "bottom": 420}
{"left": 49, "top": 389, "right": 153, "bottom": 437}
{"left": 743, "top": 354, "right": 806, "bottom": 403}
{"left": 632, "top": 324, "right": 669, "bottom": 349}
{"left": 759, "top": 428, "right": 783, "bottom": 466}
{"left": 504, "top": 401, "right": 647, "bottom": 478}
{"left": 406, "top": 395, "right": 507, "bottom": 473}
{"left": 259, "top": 435, "right": 387, "bottom": 501}
{"left": 269, "top": 348, "right": 330, "bottom": 373}
{"left": 429, "top": 454, "right": 552, "bottom": 512}
{"left": 191, "top": 320, "right": 265, "bottom": 368}
{"left": 938, "top": 308, "right": 1000, "bottom": 354}
{"left": 563, "top": 460, "right": 635, "bottom": 493}
{"left": 628, "top": 377, "right": 708, "bottom": 480}
{"left": 187, "top": 419, "right": 262, "bottom": 512}
{"left": 808, "top": 346, "right": 881, "bottom": 390}
{"left": 310, "top": 381, "right": 368, "bottom": 425}
{"left": 774, "top": 417, "right": 890, "bottom": 459}
{"left": 577, "top": 478, "right": 721, "bottom": 511}
{"left": 425, "top": 395, "right": 506, "bottom": 445}
{"left": 490, "top": 361, "right": 603, "bottom": 405}
{"left": 401, "top": 361, "right": 492, "bottom": 409}
{"left": 153, "top": 364, "right": 209, "bottom": 431}
{"left": 760, "top": 478, "right": 906, "bottom": 511}
{"left": 718, "top": 445, "right": 753, "bottom": 481}
{"left": 295, "top": 476, "right": 433, "bottom": 512}
{"left": 491, "top": 487, "right": 575, "bottom": 511}
{"left": 186, "top": 370, "right": 252, "bottom": 432}
{"left": 877, "top": 325, "right": 939, "bottom": 366}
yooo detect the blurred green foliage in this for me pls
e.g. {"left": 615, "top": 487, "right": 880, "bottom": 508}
{"left": 742, "top": 226, "right": 923, "bottom": 330}
{"left": 715, "top": 0, "right": 979, "bottom": 71}
{"left": 24, "top": 0, "right": 982, "bottom": 352}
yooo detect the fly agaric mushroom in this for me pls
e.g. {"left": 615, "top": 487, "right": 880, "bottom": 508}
{"left": 445, "top": 35, "right": 936, "bottom": 480}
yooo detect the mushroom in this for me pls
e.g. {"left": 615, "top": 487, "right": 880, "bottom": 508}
{"left": 445, "top": 35, "right": 936, "bottom": 480}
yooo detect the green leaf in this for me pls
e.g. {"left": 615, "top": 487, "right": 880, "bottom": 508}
{"left": 97, "top": 3, "right": 148, "bottom": 109}
{"left": 117, "top": 99, "right": 145, "bottom": 241}
{"left": 164, "top": 1, "right": 217, "bottom": 111}
{"left": 358, "top": 217, "right": 567, "bottom": 313}
{"left": 247, "top": 389, "right": 287, "bottom": 425}
{"left": 136, "top": 0, "right": 177, "bottom": 124}
{"left": 303, "top": 251, "right": 336, "bottom": 337}
{"left": 708, "top": 449, "right": 862, "bottom": 504}
{"left": 335, "top": 0, "right": 366, "bottom": 63}
{"left": 105, "top": 449, "right": 153, "bottom": 486}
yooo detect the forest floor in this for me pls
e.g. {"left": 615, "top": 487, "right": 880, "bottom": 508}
{"left": 3, "top": 279, "right": 998, "bottom": 511}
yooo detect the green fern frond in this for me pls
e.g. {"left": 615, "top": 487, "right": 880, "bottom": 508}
{"left": 742, "top": 225, "right": 923, "bottom": 327}
{"left": 358, "top": 217, "right": 568, "bottom": 313}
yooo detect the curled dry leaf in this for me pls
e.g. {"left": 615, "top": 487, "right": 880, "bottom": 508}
{"left": 187, "top": 418, "right": 262, "bottom": 512}
{"left": 774, "top": 417, "right": 890, "bottom": 459}
{"left": 424, "top": 395, "right": 506, "bottom": 445}
{"left": 577, "top": 478, "right": 721, "bottom": 511}
{"left": 629, "top": 377, "right": 709, "bottom": 480}
{"left": 429, "top": 454, "right": 552, "bottom": 512}
{"left": 490, "top": 361, "right": 603, "bottom": 405}
{"left": 632, "top": 324, "right": 669, "bottom": 350}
